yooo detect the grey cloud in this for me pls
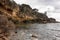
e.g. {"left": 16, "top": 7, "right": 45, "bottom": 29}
{"left": 14, "top": 0, "right": 60, "bottom": 13}
{"left": 37, "top": 0, "right": 60, "bottom": 13}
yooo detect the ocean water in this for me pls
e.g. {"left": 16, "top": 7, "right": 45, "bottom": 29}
{"left": 9, "top": 23, "right": 60, "bottom": 40}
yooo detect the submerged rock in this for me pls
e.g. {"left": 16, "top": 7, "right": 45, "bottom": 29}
{"left": 31, "top": 34, "right": 38, "bottom": 40}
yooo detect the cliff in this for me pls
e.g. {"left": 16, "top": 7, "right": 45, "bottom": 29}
{"left": 0, "top": 0, "right": 57, "bottom": 24}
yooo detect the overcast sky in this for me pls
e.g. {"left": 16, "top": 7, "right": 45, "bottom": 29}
{"left": 14, "top": 0, "right": 60, "bottom": 21}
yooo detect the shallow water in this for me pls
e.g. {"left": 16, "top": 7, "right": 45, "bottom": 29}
{"left": 9, "top": 23, "right": 60, "bottom": 40}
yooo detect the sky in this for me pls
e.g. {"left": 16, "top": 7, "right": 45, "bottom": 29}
{"left": 14, "top": 0, "right": 60, "bottom": 21}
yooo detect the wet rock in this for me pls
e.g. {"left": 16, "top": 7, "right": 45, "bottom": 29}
{"left": 31, "top": 37, "right": 38, "bottom": 40}
{"left": 31, "top": 34, "right": 38, "bottom": 38}
{"left": 31, "top": 34, "right": 38, "bottom": 40}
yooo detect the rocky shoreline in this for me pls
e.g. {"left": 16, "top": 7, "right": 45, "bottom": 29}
{"left": 0, "top": 0, "right": 59, "bottom": 40}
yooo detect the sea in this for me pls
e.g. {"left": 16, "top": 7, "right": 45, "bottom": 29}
{"left": 9, "top": 23, "right": 60, "bottom": 40}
